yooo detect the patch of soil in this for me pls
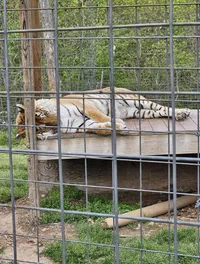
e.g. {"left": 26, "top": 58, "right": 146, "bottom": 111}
{"left": 0, "top": 197, "right": 77, "bottom": 264}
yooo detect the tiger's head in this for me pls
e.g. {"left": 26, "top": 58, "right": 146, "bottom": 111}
{"left": 16, "top": 102, "right": 58, "bottom": 139}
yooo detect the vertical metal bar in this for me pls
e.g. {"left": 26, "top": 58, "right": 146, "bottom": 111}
{"left": 85, "top": 0, "right": 97, "bottom": 90}
{"left": 169, "top": 1, "right": 178, "bottom": 263}
{"left": 134, "top": 1, "right": 143, "bottom": 262}
{"left": 78, "top": 0, "right": 84, "bottom": 90}
{"left": 165, "top": 2, "right": 172, "bottom": 263}
{"left": 108, "top": 1, "right": 119, "bottom": 263}
{"left": 53, "top": 1, "right": 66, "bottom": 263}
{"left": 82, "top": 94, "right": 90, "bottom": 262}
{"left": 195, "top": 1, "right": 200, "bottom": 262}
{"left": 3, "top": 0, "right": 17, "bottom": 263}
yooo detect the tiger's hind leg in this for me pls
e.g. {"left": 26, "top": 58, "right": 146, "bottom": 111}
{"left": 128, "top": 108, "right": 190, "bottom": 120}
{"left": 141, "top": 99, "right": 190, "bottom": 120}
{"left": 126, "top": 99, "right": 190, "bottom": 121}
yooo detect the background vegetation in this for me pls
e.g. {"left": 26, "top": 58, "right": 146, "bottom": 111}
{"left": 0, "top": 0, "right": 199, "bottom": 124}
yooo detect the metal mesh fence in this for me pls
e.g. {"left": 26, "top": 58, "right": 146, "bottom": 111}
{"left": 0, "top": 0, "right": 200, "bottom": 263}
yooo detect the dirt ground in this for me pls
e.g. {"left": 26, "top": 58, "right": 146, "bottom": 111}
{"left": 0, "top": 196, "right": 198, "bottom": 264}
{"left": 0, "top": 197, "right": 77, "bottom": 264}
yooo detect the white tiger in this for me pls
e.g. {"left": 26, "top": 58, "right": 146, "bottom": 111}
{"left": 16, "top": 87, "right": 190, "bottom": 139}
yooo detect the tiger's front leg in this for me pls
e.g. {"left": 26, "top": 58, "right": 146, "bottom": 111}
{"left": 82, "top": 103, "right": 129, "bottom": 135}
{"left": 79, "top": 118, "right": 128, "bottom": 135}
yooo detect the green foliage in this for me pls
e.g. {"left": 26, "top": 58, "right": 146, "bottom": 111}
{"left": 0, "top": 131, "right": 27, "bottom": 203}
{"left": 0, "top": 151, "right": 28, "bottom": 203}
{"left": 40, "top": 186, "right": 138, "bottom": 224}
{"left": 44, "top": 227, "right": 199, "bottom": 264}
{"left": 44, "top": 224, "right": 114, "bottom": 264}
{"left": 0, "top": 130, "right": 26, "bottom": 148}
{"left": 0, "top": 0, "right": 197, "bottom": 122}
{"left": 122, "top": 227, "right": 198, "bottom": 264}
{"left": 53, "top": 0, "right": 199, "bottom": 95}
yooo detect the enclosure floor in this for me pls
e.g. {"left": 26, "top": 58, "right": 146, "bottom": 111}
{"left": 37, "top": 109, "right": 200, "bottom": 160}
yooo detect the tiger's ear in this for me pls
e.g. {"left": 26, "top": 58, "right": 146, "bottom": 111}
{"left": 16, "top": 104, "right": 25, "bottom": 113}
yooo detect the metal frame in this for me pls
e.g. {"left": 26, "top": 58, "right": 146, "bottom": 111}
{"left": 0, "top": 1, "right": 200, "bottom": 263}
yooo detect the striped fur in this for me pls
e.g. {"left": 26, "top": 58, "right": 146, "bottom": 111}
{"left": 16, "top": 87, "right": 190, "bottom": 139}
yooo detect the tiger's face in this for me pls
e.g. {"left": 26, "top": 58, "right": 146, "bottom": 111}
{"left": 16, "top": 103, "right": 58, "bottom": 139}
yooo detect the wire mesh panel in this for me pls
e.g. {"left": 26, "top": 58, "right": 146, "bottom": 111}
{"left": 1, "top": 1, "right": 200, "bottom": 264}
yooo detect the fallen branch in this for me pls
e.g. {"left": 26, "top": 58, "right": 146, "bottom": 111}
{"left": 104, "top": 195, "right": 197, "bottom": 229}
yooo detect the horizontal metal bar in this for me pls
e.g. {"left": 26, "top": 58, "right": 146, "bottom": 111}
{"left": 0, "top": 174, "right": 198, "bottom": 197}
{"left": 0, "top": 256, "right": 45, "bottom": 264}
{"left": 1, "top": 21, "right": 200, "bottom": 35}
{"left": 118, "top": 245, "right": 200, "bottom": 260}
{"left": 1, "top": 65, "right": 200, "bottom": 71}
{"left": 6, "top": 124, "right": 200, "bottom": 137}
{"left": 0, "top": 90, "right": 200, "bottom": 96}
{"left": 0, "top": 202, "right": 200, "bottom": 228}
{"left": 0, "top": 232, "right": 115, "bottom": 249}
{"left": 1, "top": 2, "right": 200, "bottom": 13}
{"left": 1, "top": 97, "right": 199, "bottom": 105}
{"left": 1, "top": 35, "right": 200, "bottom": 42}
{"left": 0, "top": 230, "right": 199, "bottom": 260}
{"left": 1, "top": 147, "right": 200, "bottom": 163}
{"left": 0, "top": 232, "right": 199, "bottom": 261}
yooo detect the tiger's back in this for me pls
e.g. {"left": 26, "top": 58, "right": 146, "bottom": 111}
{"left": 63, "top": 87, "right": 144, "bottom": 119}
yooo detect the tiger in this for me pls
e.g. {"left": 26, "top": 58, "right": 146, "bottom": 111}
{"left": 16, "top": 87, "right": 190, "bottom": 140}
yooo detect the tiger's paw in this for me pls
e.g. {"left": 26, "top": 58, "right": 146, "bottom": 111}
{"left": 116, "top": 118, "right": 126, "bottom": 125}
{"left": 175, "top": 108, "right": 190, "bottom": 121}
{"left": 98, "top": 120, "right": 128, "bottom": 135}
{"left": 37, "top": 134, "right": 47, "bottom": 140}
{"left": 116, "top": 120, "right": 129, "bottom": 135}
{"left": 37, "top": 130, "right": 56, "bottom": 140}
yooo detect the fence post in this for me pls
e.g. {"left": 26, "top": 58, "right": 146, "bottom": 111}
{"left": 19, "top": 0, "right": 42, "bottom": 223}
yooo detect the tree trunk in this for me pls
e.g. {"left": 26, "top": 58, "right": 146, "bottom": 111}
{"left": 39, "top": 0, "right": 56, "bottom": 93}
{"left": 19, "top": 0, "right": 42, "bottom": 222}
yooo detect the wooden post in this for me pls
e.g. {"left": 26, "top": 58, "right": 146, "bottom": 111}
{"left": 19, "top": 0, "right": 42, "bottom": 222}
{"left": 39, "top": 0, "right": 56, "bottom": 93}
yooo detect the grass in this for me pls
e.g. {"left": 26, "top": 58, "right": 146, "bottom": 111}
{"left": 0, "top": 130, "right": 27, "bottom": 203}
{"left": 41, "top": 187, "right": 199, "bottom": 264}
{"left": 40, "top": 186, "right": 139, "bottom": 224}
{"left": 0, "top": 129, "right": 26, "bottom": 148}
{"left": 41, "top": 186, "right": 132, "bottom": 263}
{"left": 44, "top": 226, "right": 199, "bottom": 264}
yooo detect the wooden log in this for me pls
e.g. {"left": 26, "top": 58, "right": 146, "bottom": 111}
{"left": 104, "top": 195, "right": 197, "bottom": 228}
